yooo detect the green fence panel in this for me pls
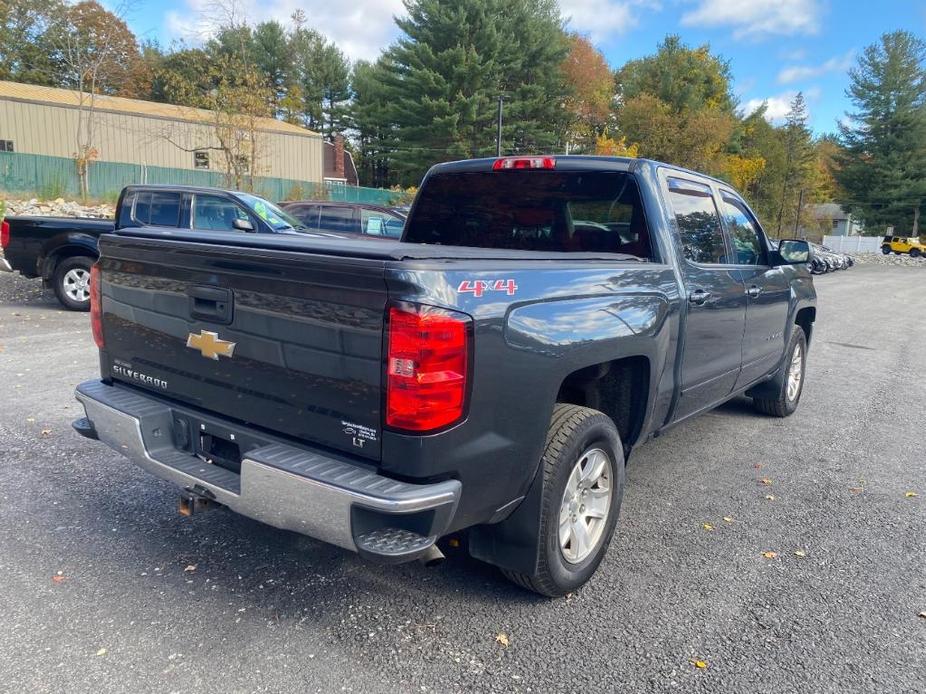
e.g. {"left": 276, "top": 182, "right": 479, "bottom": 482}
{"left": 0, "top": 152, "right": 399, "bottom": 206}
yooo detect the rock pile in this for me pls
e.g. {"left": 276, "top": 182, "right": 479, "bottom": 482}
{"left": 1, "top": 197, "right": 114, "bottom": 219}
{"left": 849, "top": 252, "right": 926, "bottom": 267}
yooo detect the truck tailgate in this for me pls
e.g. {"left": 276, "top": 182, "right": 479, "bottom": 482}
{"left": 97, "top": 235, "right": 387, "bottom": 461}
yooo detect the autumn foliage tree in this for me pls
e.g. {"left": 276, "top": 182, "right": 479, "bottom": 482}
{"left": 561, "top": 34, "right": 613, "bottom": 152}
{"left": 614, "top": 36, "right": 737, "bottom": 176}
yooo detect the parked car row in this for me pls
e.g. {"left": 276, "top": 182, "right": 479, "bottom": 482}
{"left": 808, "top": 242, "right": 855, "bottom": 274}
{"left": 767, "top": 239, "right": 853, "bottom": 275}
{"left": 1, "top": 188, "right": 406, "bottom": 310}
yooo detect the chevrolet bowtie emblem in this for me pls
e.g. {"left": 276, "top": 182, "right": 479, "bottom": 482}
{"left": 186, "top": 330, "right": 236, "bottom": 360}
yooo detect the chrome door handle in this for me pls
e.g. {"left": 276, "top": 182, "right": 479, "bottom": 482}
{"left": 688, "top": 289, "right": 712, "bottom": 305}
{"left": 746, "top": 285, "right": 762, "bottom": 298}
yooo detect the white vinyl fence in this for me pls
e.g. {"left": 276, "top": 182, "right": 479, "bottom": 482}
{"left": 822, "top": 235, "right": 881, "bottom": 254}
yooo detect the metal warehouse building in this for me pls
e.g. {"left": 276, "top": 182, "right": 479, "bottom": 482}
{"left": 0, "top": 80, "right": 323, "bottom": 184}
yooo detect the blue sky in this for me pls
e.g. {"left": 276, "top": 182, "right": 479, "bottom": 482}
{"left": 114, "top": 0, "right": 926, "bottom": 134}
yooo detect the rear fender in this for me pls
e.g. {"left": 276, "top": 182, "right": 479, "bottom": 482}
{"left": 41, "top": 236, "right": 100, "bottom": 279}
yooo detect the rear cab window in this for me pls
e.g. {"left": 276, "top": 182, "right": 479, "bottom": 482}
{"left": 403, "top": 170, "right": 654, "bottom": 259}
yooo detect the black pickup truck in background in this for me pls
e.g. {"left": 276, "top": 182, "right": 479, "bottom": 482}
{"left": 0, "top": 185, "right": 309, "bottom": 310}
{"left": 73, "top": 156, "right": 816, "bottom": 596}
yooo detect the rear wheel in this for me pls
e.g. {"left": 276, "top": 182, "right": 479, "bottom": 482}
{"left": 881, "top": 246, "right": 891, "bottom": 255}
{"left": 911, "top": 248, "right": 922, "bottom": 258}
{"left": 502, "top": 404, "right": 624, "bottom": 597}
{"left": 753, "top": 327, "right": 807, "bottom": 417}
{"left": 53, "top": 256, "right": 94, "bottom": 311}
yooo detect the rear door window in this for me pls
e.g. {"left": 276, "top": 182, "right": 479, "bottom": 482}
{"left": 319, "top": 206, "right": 356, "bottom": 234}
{"left": 403, "top": 171, "right": 654, "bottom": 258}
{"left": 288, "top": 205, "right": 320, "bottom": 231}
{"left": 133, "top": 192, "right": 181, "bottom": 227}
{"left": 666, "top": 178, "right": 727, "bottom": 264}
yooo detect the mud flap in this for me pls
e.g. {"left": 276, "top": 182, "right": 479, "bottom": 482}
{"left": 467, "top": 461, "right": 545, "bottom": 575}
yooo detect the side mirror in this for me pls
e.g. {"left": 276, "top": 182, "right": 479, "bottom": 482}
{"left": 776, "top": 239, "right": 810, "bottom": 264}
{"left": 233, "top": 218, "right": 255, "bottom": 232}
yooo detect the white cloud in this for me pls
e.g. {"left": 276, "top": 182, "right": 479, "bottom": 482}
{"left": 743, "top": 95, "right": 793, "bottom": 122}
{"left": 777, "top": 50, "right": 854, "bottom": 84}
{"left": 165, "top": 0, "right": 405, "bottom": 62}
{"left": 557, "top": 0, "right": 661, "bottom": 42}
{"left": 681, "top": 0, "right": 822, "bottom": 39}
{"left": 742, "top": 87, "right": 819, "bottom": 123}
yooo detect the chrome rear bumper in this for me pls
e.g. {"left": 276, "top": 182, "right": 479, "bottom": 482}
{"left": 74, "top": 380, "right": 460, "bottom": 561}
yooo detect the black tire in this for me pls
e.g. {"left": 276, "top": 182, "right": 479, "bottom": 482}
{"left": 502, "top": 404, "right": 624, "bottom": 597}
{"left": 881, "top": 246, "right": 891, "bottom": 255}
{"left": 52, "top": 256, "right": 94, "bottom": 311}
{"left": 753, "top": 327, "right": 807, "bottom": 417}
{"left": 911, "top": 248, "right": 921, "bottom": 258}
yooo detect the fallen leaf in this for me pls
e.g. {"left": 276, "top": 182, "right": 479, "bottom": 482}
{"left": 905, "top": 491, "right": 919, "bottom": 498}
{"left": 761, "top": 551, "right": 778, "bottom": 559}
{"left": 760, "top": 478, "right": 773, "bottom": 486}
{"left": 794, "top": 549, "right": 807, "bottom": 558}
{"left": 495, "top": 633, "right": 510, "bottom": 648}
{"left": 764, "top": 494, "right": 776, "bottom": 501}
{"left": 702, "top": 523, "right": 714, "bottom": 531}
{"left": 849, "top": 487, "right": 864, "bottom": 494}
{"left": 40, "top": 429, "right": 52, "bottom": 437}
{"left": 96, "top": 648, "right": 107, "bottom": 656}
{"left": 183, "top": 564, "right": 197, "bottom": 573}
{"left": 690, "top": 659, "right": 708, "bottom": 669}
{"left": 52, "top": 574, "right": 67, "bottom": 584}
{"left": 723, "top": 516, "right": 734, "bottom": 523}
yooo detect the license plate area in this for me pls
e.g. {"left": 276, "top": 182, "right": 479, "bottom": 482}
{"left": 199, "top": 432, "right": 241, "bottom": 474}
{"left": 170, "top": 412, "right": 267, "bottom": 476}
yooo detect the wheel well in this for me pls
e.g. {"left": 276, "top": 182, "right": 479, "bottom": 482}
{"left": 555, "top": 356, "right": 650, "bottom": 450}
{"left": 42, "top": 246, "right": 98, "bottom": 280}
{"left": 795, "top": 307, "right": 815, "bottom": 346}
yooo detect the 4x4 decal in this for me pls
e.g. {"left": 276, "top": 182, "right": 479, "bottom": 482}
{"left": 457, "top": 279, "right": 518, "bottom": 298}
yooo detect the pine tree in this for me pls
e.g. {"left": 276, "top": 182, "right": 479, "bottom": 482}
{"left": 775, "top": 92, "right": 814, "bottom": 235}
{"left": 836, "top": 31, "right": 926, "bottom": 235}
{"left": 380, "top": 0, "right": 569, "bottom": 185}
{"left": 350, "top": 58, "right": 397, "bottom": 187}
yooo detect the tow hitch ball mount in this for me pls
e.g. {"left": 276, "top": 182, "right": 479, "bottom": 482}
{"left": 179, "top": 485, "right": 217, "bottom": 517}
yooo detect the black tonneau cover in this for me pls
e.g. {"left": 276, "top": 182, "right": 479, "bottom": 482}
{"left": 113, "top": 227, "right": 643, "bottom": 263}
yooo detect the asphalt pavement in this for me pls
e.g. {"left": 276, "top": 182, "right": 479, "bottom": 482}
{"left": 0, "top": 265, "right": 923, "bottom": 693}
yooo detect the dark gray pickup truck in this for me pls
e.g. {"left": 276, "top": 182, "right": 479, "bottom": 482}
{"left": 72, "top": 156, "right": 816, "bottom": 596}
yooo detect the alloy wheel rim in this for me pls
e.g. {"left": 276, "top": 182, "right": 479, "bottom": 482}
{"left": 63, "top": 268, "right": 90, "bottom": 303}
{"left": 559, "top": 447, "right": 612, "bottom": 564}
{"left": 787, "top": 342, "right": 803, "bottom": 401}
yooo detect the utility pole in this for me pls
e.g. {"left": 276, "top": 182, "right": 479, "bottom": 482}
{"left": 496, "top": 95, "right": 504, "bottom": 157}
{"left": 793, "top": 188, "right": 805, "bottom": 238}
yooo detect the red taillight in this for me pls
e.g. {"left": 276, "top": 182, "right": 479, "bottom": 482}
{"left": 386, "top": 304, "right": 471, "bottom": 432}
{"left": 90, "top": 264, "right": 104, "bottom": 348}
{"left": 492, "top": 156, "right": 556, "bottom": 171}
{"left": 1, "top": 220, "right": 9, "bottom": 248}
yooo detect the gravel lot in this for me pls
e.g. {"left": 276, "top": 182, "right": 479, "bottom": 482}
{"left": 0, "top": 266, "right": 923, "bottom": 694}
